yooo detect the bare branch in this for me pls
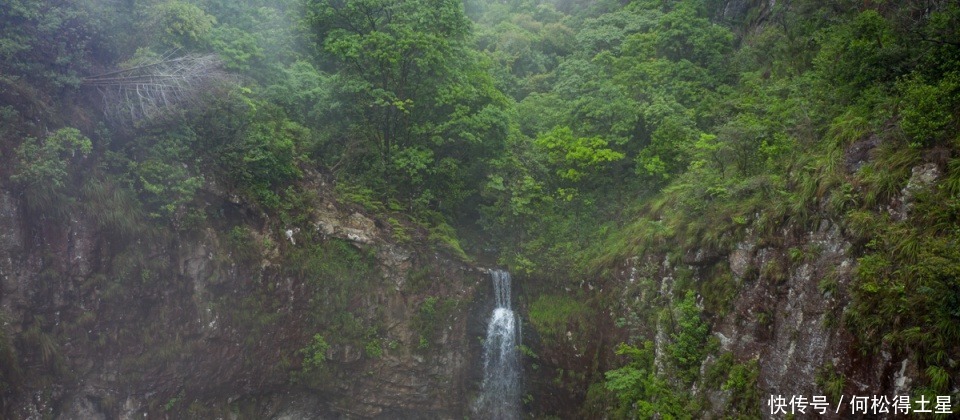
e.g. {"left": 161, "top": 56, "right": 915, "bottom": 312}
{"left": 84, "top": 54, "right": 236, "bottom": 123}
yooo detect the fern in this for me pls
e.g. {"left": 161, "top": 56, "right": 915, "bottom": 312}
{"left": 925, "top": 365, "right": 950, "bottom": 393}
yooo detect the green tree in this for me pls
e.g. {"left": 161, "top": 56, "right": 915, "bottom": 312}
{"left": 813, "top": 10, "right": 906, "bottom": 102}
{"left": 534, "top": 126, "right": 624, "bottom": 185}
{"left": 0, "top": 0, "right": 97, "bottom": 89}
{"left": 605, "top": 342, "right": 688, "bottom": 418}
{"left": 304, "top": 0, "right": 471, "bottom": 162}
{"left": 10, "top": 128, "right": 92, "bottom": 217}
{"left": 669, "top": 291, "right": 711, "bottom": 383}
{"left": 144, "top": 1, "right": 217, "bottom": 50}
{"left": 127, "top": 127, "right": 204, "bottom": 225}
{"left": 897, "top": 71, "right": 960, "bottom": 147}
{"left": 12, "top": 128, "right": 92, "bottom": 191}
{"left": 305, "top": 0, "right": 509, "bottom": 214}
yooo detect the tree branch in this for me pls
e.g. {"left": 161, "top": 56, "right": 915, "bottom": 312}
{"left": 83, "top": 54, "right": 236, "bottom": 123}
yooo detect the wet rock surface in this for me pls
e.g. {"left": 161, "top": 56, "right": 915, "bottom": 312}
{"left": 0, "top": 180, "right": 486, "bottom": 419}
{"left": 595, "top": 216, "right": 918, "bottom": 417}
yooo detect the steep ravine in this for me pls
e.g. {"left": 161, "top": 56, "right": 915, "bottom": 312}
{"left": 0, "top": 146, "right": 946, "bottom": 419}
{"left": 0, "top": 175, "right": 490, "bottom": 419}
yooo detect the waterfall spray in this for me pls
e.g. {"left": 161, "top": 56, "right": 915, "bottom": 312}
{"left": 475, "top": 269, "right": 521, "bottom": 419}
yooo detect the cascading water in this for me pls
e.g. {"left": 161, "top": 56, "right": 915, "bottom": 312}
{"left": 474, "top": 269, "right": 521, "bottom": 419}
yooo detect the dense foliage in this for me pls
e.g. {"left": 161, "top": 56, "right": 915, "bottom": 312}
{"left": 1, "top": 0, "right": 959, "bottom": 417}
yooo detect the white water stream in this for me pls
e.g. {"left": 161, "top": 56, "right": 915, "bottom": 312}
{"left": 474, "top": 269, "right": 521, "bottom": 419}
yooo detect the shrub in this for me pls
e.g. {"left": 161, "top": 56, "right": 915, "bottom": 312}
{"left": 668, "top": 291, "right": 711, "bottom": 383}
{"left": 897, "top": 71, "right": 960, "bottom": 147}
{"left": 12, "top": 128, "right": 92, "bottom": 216}
{"left": 722, "top": 359, "right": 761, "bottom": 417}
{"left": 604, "top": 342, "right": 689, "bottom": 418}
{"left": 12, "top": 127, "right": 91, "bottom": 190}
{"left": 298, "top": 334, "right": 330, "bottom": 374}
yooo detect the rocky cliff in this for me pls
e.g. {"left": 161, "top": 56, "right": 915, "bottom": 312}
{"left": 520, "top": 155, "right": 950, "bottom": 417}
{"left": 0, "top": 174, "right": 488, "bottom": 419}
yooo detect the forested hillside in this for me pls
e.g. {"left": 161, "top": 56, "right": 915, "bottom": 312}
{"left": 1, "top": 0, "right": 958, "bottom": 418}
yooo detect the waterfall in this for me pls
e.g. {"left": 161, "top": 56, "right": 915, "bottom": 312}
{"left": 475, "top": 269, "right": 521, "bottom": 419}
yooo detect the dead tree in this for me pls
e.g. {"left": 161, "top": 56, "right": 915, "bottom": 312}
{"left": 83, "top": 53, "right": 235, "bottom": 123}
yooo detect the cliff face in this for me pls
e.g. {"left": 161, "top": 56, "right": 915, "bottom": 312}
{"left": 0, "top": 175, "right": 487, "bottom": 419}
{"left": 522, "top": 159, "right": 946, "bottom": 418}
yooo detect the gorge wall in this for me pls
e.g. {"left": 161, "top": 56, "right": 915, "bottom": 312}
{"left": 0, "top": 175, "right": 488, "bottom": 419}
{"left": 519, "top": 153, "right": 948, "bottom": 418}
{"left": 3, "top": 1, "right": 958, "bottom": 418}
